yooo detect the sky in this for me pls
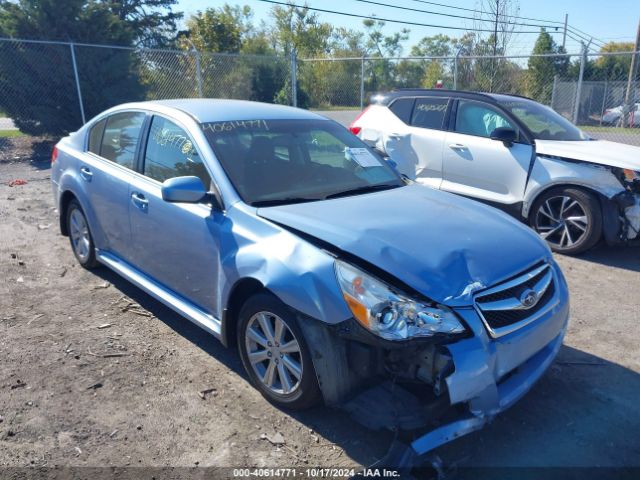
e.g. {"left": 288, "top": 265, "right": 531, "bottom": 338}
{"left": 176, "top": 0, "right": 639, "bottom": 56}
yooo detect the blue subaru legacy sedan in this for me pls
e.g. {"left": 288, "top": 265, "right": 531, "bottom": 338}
{"left": 51, "top": 99, "right": 569, "bottom": 455}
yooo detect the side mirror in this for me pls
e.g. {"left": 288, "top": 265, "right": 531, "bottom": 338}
{"left": 161, "top": 176, "right": 207, "bottom": 203}
{"left": 490, "top": 127, "right": 518, "bottom": 147}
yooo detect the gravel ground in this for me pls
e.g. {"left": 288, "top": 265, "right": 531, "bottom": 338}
{"left": 1, "top": 136, "right": 639, "bottom": 476}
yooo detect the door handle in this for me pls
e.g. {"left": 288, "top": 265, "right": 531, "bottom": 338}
{"left": 448, "top": 143, "right": 467, "bottom": 150}
{"left": 80, "top": 166, "right": 93, "bottom": 181}
{"left": 388, "top": 133, "right": 402, "bottom": 140}
{"left": 131, "top": 192, "right": 149, "bottom": 211}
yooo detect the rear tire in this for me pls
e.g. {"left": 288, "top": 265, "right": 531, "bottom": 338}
{"left": 237, "top": 292, "right": 321, "bottom": 410}
{"left": 530, "top": 187, "right": 602, "bottom": 255}
{"left": 66, "top": 199, "right": 99, "bottom": 269}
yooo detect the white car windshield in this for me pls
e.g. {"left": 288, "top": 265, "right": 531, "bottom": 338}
{"left": 201, "top": 119, "right": 403, "bottom": 206}
{"left": 499, "top": 98, "right": 591, "bottom": 141}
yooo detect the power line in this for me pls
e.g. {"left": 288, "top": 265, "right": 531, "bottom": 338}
{"left": 392, "top": 1, "right": 607, "bottom": 51}
{"left": 564, "top": 25, "right": 605, "bottom": 46}
{"left": 567, "top": 24, "right": 606, "bottom": 44}
{"left": 407, "top": 0, "right": 565, "bottom": 25}
{"left": 254, "top": 0, "right": 566, "bottom": 34}
{"left": 351, "top": 0, "right": 564, "bottom": 31}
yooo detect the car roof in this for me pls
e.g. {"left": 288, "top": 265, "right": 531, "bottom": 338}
{"left": 371, "top": 89, "right": 533, "bottom": 106}
{"left": 119, "top": 98, "right": 326, "bottom": 123}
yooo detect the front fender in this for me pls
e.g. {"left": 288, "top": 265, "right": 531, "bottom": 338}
{"left": 219, "top": 204, "right": 352, "bottom": 326}
{"left": 523, "top": 156, "right": 625, "bottom": 218}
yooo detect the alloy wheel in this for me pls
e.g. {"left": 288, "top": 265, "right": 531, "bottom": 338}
{"left": 244, "top": 311, "right": 303, "bottom": 395}
{"left": 535, "top": 195, "right": 589, "bottom": 249}
{"left": 69, "top": 208, "right": 91, "bottom": 262}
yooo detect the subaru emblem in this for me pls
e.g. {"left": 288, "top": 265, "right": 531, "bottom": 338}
{"left": 520, "top": 289, "right": 539, "bottom": 309}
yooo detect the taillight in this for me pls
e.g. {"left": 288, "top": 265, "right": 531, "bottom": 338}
{"left": 51, "top": 146, "right": 58, "bottom": 164}
{"left": 348, "top": 106, "right": 370, "bottom": 135}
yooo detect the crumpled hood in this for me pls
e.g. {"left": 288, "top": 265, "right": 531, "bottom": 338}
{"left": 258, "top": 185, "right": 550, "bottom": 307}
{"left": 536, "top": 139, "right": 640, "bottom": 171}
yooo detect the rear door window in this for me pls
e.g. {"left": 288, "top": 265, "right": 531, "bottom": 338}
{"left": 100, "top": 112, "right": 145, "bottom": 169}
{"left": 389, "top": 98, "right": 415, "bottom": 123}
{"left": 410, "top": 97, "right": 449, "bottom": 130}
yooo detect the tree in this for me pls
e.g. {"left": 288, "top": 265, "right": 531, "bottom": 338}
{"left": 472, "top": 0, "right": 521, "bottom": 91}
{"left": 178, "top": 5, "right": 251, "bottom": 53}
{"left": 106, "top": 0, "right": 183, "bottom": 48}
{"left": 0, "top": 0, "right": 145, "bottom": 135}
{"left": 527, "top": 29, "right": 566, "bottom": 103}
{"left": 362, "top": 19, "right": 409, "bottom": 92}
{"left": 178, "top": 4, "right": 288, "bottom": 104}
{"left": 595, "top": 42, "right": 635, "bottom": 80}
{"left": 400, "top": 34, "right": 455, "bottom": 89}
{"left": 270, "top": 4, "right": 332, "bottom": 57}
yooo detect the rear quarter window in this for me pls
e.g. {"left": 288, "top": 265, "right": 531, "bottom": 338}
{"left": 88, "top": 119, "right": 106, "bottom": 155}
{"left": 411, "top": 97, "right": 449, "bottom": 130}
{"left": 388, "top": 98, "right": 415, "bottom": 123}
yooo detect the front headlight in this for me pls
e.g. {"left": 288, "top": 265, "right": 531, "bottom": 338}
{"left": 334, "top": 260, "right": 465, "bottom": 341}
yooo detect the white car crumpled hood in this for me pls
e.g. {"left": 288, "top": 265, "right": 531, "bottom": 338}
{"left": 535, "top": 139, "right": 640, "bottom": 171}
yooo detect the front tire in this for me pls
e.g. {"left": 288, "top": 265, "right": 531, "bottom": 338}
{"left": 237, "top": 292, "right": 321, "bottom": 410}
{"left": 66, "top": 199, "right": 99, "bottom": 268}
{"left": 530, "top": 187, "right": 602, "bottom": 255}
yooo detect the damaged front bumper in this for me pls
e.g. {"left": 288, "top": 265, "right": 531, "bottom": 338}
{"left": 405, "top": 272, "right": 569, "bottom": 458}
{"left": 317, "top": 262, "right": 571, "bottom": 466}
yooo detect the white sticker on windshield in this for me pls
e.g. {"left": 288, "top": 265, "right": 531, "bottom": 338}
{"left": 346, "top": 147, "right": 380, "bottom": 168}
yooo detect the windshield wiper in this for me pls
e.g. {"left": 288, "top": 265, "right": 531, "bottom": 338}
{"left": 324, "top": 183, "right": 400, "bottom": 200}
{"left": 252, "top": 197, "right": 321, "bottom": 207}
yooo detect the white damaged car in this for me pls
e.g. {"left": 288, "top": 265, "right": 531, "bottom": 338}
{"left": 350, "top": 89, "right": 640, "bottom": 254}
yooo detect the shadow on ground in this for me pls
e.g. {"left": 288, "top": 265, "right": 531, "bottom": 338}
{"left": 573, "top": 243, "right": 640, "bottom": 273}
{"left": 90, "top": 266, "right": 640, "bottom": 472}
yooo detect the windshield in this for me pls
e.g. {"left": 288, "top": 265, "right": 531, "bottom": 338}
{"left": 201, "top": 119, "right": 403, "bottom": 206}
{"left": 498, "top": 99, "right": 590, "bottom": 141}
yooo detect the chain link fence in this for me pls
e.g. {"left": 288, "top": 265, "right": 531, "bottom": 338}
{"left": 299, "top": 51, "right": 640, "bottom": 146}
{"left": 0, "top": 38, "right": 291, "bottom": 136}
{"left": 1, "top": 37, "right": 639, "bottom": 146}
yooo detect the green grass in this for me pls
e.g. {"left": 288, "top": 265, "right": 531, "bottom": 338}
{"left": 0, "top": 130, "right": 23, "bottom": 138}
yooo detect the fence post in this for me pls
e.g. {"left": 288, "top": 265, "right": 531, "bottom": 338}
{"left": 600, "top": 79, "right": 608, "bottom": 125}
{"left": 194, "top": 51, "right": 203, "bottom": 98}
{"left": 550, "top": 75, "right": 558, "bottom": 109}
{"left": 573, "top": 44, "right": 586, "bottom": 124}
{"left": 360, "top": 56, "right": 365, "bottom": 109}
{"left": 453, "top": 47, "right": 462, "bottom": 90}
{"left": 184, "top": 39, "right": 202, "bottom": 98}
{"left": 69, "top": 42, "right": 86, "bottom": 125}
{"left": 291, "top": 49, "right": 297, "bottom": 107}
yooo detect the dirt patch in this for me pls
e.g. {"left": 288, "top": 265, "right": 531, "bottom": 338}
{"left": 1, "top": 151, "right": 639, "bottom": 472}
{"left": 0, "top": 136, "right": 55, "bottom": 164}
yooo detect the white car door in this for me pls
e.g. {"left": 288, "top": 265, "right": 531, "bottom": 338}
{"left": 372, "top": 97, "right": 449, "bottom": 188}
{"left": 442, "top": 99, "right": 533, "bottom": 206}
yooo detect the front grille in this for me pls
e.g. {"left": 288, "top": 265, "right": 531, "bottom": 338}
{"left": 476, "top": 266, "right": 548, "bottom": 304}
{"left": 474, "top": 263, "right": 556, "bottom": 337}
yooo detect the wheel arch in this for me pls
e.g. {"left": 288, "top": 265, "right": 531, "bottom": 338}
{"left": 523, "top": 181, "right": 611, "bottom": 220}
{"left": 58, "top": 190, "right": 78, "bottom": 236}
{"left": 221, "top": 277, "right": 267, "bottom": 348}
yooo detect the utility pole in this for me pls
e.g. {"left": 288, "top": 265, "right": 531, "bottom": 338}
{"left": 492, "top": 0, "right": 500, "bottom": 57}
{"left": 623, "top": 18, "right": 640, "bottom": 127}
{"left": 489, "top": 0, "right": 499, "bottom": 93}
{"left": 562, "top": 14, "right": 568, "bottom": 50}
